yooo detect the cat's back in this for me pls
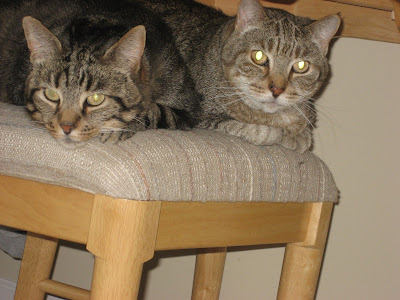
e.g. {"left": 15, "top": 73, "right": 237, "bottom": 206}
{"left": 140, "top": 0, "right": 225, "bottom": 19}
{"left": 139, "top": 0, "right": 229, "bottom": 49}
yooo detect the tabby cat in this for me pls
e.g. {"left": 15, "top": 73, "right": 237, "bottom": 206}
{"left": 0, "top": 0, "right": 200, "bottom": 148}
{"left": 139, "top": 0, "right": 341, "bottom": 152}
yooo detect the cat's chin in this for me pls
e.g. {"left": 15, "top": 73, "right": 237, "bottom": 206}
{"left": 243, "top": 98, "right": 286, "bottom": 114}
{"left": 56, "top": 137, "right": 87, "bottom": 150}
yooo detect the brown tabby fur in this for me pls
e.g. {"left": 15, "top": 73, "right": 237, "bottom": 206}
{"left": 139, "top": 0, "right": 341, "bottom": 152}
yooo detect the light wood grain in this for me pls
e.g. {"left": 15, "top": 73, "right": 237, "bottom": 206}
{"left": 38, "top": 280, "right": 90, "bottom": 300}
{"left": 192, "top": 247, "right": 227, "bottom": 300}
{"left": 0, "top": 174, "right": 334, "bottom": 299}
{"left": 277, "top": 202, "right": 334, "bottom": 300}
{"left": 391, "top": 0, "right": 400, "bottom": 30}
{"left": 0, "top": 175, "right": 313, "bottom": 252}
{"left": 87, "top": 196, "right": 161, "bottom": 300}
{"left": 0, "top": 175, "right": 93, "bottom": 244}
{"left": 197, "top": 0, "right": 400, "bottom": 43}
{"left": 156, "top": 201, "right": 312, "bottom": 250}
{"left": 328, "top": 0, "right": 394, "bottom": 11}
{"left": 14, "top": 233, "right": 58, "bottom": 300}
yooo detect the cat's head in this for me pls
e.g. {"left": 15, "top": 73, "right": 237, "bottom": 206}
{"left": 22, "top": 16, "right": 149, "bottom": 148}
{"left": 221, "top": 0, "right": 340, "bottom": 114}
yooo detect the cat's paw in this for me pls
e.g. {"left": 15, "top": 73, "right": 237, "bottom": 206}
{"left": 100, "top": 130, "right": 135, "bottom": 144}
{"left": 100, "top": 120, "right": 147, "bottom": 144}
{"left": 216, "top": 120, "right": 283, "bottom": 145}
{"left": 280, "top": 128, "right": 312, "bottom": 153}
{"left": 243, "top": 125, "right": 283, "bottom": 146}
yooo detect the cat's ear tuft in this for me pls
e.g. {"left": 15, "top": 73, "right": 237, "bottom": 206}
{"left": 103, "top": 25, "right": 146, "bottom": 74}
{"left": 307, "top": 14, "right": 341, "bottom": 55}
{"left": 22, "top": 16, "right": 62, "bottom": 64}
{"left": 235, "top": 0, "right": 266, "bottom": 33}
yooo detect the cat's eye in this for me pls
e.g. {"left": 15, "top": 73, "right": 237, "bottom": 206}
{"left": 292, "top": 61, "right": 310, "bottom": 73}
{"left": 251, "top": 50, "right": 268, "bottom": 66}
{"left": 44, "top": 89, "right": 60, "bottom": 102}
{"left": 87, "top": 93, "right": 105, "bottom": 106}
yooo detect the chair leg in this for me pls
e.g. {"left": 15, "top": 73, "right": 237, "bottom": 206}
{"left": 14, "top": 232, "right": 58, "bottom": 300}
{"left": 277, "top": 202, "right": 334, "bottom": 300}
{"left": 192, "top": 247, "right": 227, "bottom": 300}
{"left": 86, "top": 196, "right": 161, "bottom": 300}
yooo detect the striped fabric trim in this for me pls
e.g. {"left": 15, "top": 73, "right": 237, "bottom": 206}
{"left": 0, "top": 102, "right": 338, "bottom": 203}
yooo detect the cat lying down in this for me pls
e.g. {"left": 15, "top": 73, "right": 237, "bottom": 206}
{"left": 141, "top": 0, "right": 340, "bottom": 152}
{"left": 0, "top": 0, "right": 200, "bottom": 148}
{"left": 0, "top": 0, "right": 340, "bottom": 152}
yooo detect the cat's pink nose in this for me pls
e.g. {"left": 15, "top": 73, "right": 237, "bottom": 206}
{"left": 270, "top": 86, "right": 285, "bottom": 97}
{"left": 60, "top": 123, "right": 74, "bottom": 135}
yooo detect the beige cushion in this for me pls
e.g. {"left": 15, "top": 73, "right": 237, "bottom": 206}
{"left": 0, "top": 102, "right": 338, "bottom": 203}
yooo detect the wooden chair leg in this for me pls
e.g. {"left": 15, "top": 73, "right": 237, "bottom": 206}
{"left": 14, "top": 232, "right": 58, "bottom": 300}
{"left": 192, "top": 247, "right": 227, "bottom": 300}
{"left": 86, "top": 196, "right": 161, "bottom": 300}
{"left": 277, "top": 202, "right": 334, "bottom": 300}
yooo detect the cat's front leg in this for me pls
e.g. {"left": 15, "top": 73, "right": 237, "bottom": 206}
{"left": 214, "top": 120, "right": 283, "bottom": 146}
{"left": 100, "top": 121, "right": 146, "bottom": 144}
{"left": 99, "top": 130, "right": 130, "bottom": 144}
{"left": 280, "top": 127, "right": 312, "bottom": 153}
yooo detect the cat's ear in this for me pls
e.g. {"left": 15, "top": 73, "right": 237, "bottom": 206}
{"left": 103, "top": 25, "right": 146, "bottom": 74}
{"left": 235, "top": 0, "right": 266, "bottom": 33}
{"left": 307, "top": 14, "right": 341, "bottom": 55}
{"left": 22, "top": 16, "right": 62, "bottom": 64}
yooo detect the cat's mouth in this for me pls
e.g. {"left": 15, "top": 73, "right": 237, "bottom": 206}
{"left": 243, "top": 97, "right": 286, "bottom": 114}
{"left": 56, "top": 135, "right": 86, "bottom": 149}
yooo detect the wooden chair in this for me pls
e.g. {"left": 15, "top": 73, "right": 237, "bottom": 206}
{"left": 1, "top": 177, "right": 334, "bottom": 300}
{"left": 2, "top": 0, "right": 399, "bottom": 298}
{"left": 0, "top": 102, "right": 338, "bottom": 300}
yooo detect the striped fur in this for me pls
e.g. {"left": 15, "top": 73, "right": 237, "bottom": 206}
{"left": 0, "top": 0, "right": 200, "bottom": 148}
{"left": 140, "top": 0, "right": 340, "bottom": 152}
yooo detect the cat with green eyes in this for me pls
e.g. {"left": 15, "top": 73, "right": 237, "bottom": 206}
{"left": 139, "top": 0, "right": 341, "bottom": 152}
{"left": 0, "top": 0, "right": 200, "bottom": 148}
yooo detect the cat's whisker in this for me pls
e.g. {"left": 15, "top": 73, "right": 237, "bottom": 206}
{"left": 27, "top": 127, "right": 48, "bottom": 133}
{"left": 207, "top": 92, "right": 248, "bottom": 100}
{"left": 199, "top": 81, "right": 233, "bottom": 89}
{"left": 201, "top": 85, "right": 245, "bottom": 96}
{"left": 203, "top": 86, "right": 240, "bottom": 92}
{"left": 297, "top": 100, "right": 317, "bottom": 114}
{"left": 100, "top": 128, "right": 136, "bottom": 133}
{"left": 297, "top": 100, "right": 338, "bottom": 128}
{"left": 291, "top": 103, "right": 316, "bottom": 131}
{"left": 134, "top": 117, "right": 151, "bottom": 129}
{"left": 203, "top": 96, "right": 245, "bottom": 112}
{"left": 29, "top": 118, "right": 46, "bottom": 125}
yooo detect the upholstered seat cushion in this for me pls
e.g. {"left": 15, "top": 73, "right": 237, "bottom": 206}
{"left": 0, "top": 102, "right": 338, "bottom": 203}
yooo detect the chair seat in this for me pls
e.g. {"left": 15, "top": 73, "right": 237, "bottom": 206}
{"left": 0, "top": 102, "right": 338, "bottom": 299}
{"left": 0, "top": 102, "right": 338, "bottom": 203}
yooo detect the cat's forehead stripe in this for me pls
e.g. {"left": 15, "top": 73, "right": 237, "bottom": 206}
{"left": 79, "top": 70, "right": 86, "bottom": 87}
{"left": 294, "top": 46, "right": 302, "bottom": 59}
{"left": 268, "top": 18, "right": 304, "bottom": 41}
{"left": 85, "top": 73, "right": 93, "bottom": 91}
{"left": 63, "top": 66, "right": 70, "bottom": 88}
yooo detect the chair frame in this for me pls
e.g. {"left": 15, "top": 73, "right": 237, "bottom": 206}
{"left": 0, "top": 174, "right": 333, "bottom": 300}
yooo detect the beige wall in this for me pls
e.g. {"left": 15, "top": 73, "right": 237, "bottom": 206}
{"left": 1, "top": 37, "right": 399, "bottom": 299}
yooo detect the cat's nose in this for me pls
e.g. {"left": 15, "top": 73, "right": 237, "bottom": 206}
{"left": 60, "top": 123, "right": 75, "bottom": 135}
{"left": 269, "top": 85, "right": 285, "bottom": 97}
